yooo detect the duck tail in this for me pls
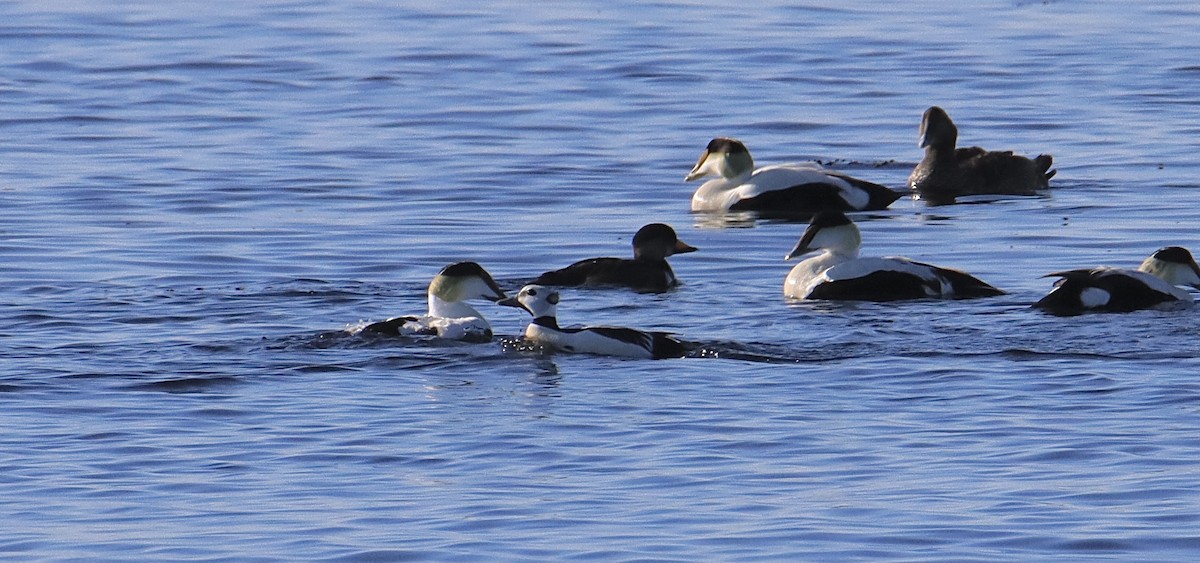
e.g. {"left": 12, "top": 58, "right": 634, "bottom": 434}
{"left": 1035, "top": 154, "right": 1056, "bottom": 180}
{"left": 651, "top": 333, "right": 688, "bottom": 359}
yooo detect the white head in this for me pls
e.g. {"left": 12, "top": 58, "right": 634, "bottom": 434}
{"left": 1139, "top": 246, "right": 1200, "bottom": 288}
{"left": 497, "top": 284, "right": 559, "bottom": 319}
{"left": 785, "top": 211, "right": 863, "bottom": 260}
{"left": 685, "top": 137, "right": 755, "bottom": 181}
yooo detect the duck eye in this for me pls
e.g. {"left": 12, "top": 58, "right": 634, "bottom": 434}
{"left": 527, "top": 289, "right": 537, "bottom": 296}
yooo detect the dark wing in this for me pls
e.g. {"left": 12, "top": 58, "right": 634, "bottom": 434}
{"left": 532, "top": 258, "right": 622, "bottom": 286}
{"left": 576, "top": 327, "right": 686, "bottom": 359}
{"left": 360, "top": 316, "right": 423, "bottom": 336}
{"left": 808, "top": 262, "right": 1002, "bottom": 301}
{"left": 922, "top": 263, "right": 1006, "bottom": 298}
{"left": 533, "top": 258, "right": 673, "bottom": 292}
{"left": 575, "top": 326, "right": 653, "bottom": 349}
{"left": 649, "top": 332, "right": 687, "bottom": 359}
{"left": 953, "top": 146, "right": 988, "bottom": 162}
{"left": 823, "top": 172, "right": 903, "bottom": 210}
{"left": 958, "top": 149, "right": 1049, "bottom": 194}
{"left": 730, "top": 182, "right": 853, "bottom": 214}
{"left": 1033, "top": 270, "right": 1093, "bottom": 316}
{"left": 807, "top": 270, "right": 939, "bottom": 301}
{"left": 1035, "top": 269, "right": 1179, "bottom": 316}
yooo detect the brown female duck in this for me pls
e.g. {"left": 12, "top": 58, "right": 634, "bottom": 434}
{"left": 908, "top": 106, "right": 1055, "bottom": 203}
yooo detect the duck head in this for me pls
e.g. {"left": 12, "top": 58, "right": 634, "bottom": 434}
{"left": 497, "top": 284, "right": 559, "bottom": 319}
{"left": 685, "top": 137, "right": 754, "bottom": 181}
{"left": 428, "top": 261, "right": 507, "bottom": 303}
{"left": 785, "top": 211, "right": 863, "bottom": 260}
{"left": 917, "top": 106, "right": 958, "bottom": 150}
{"left": 632, "top": 223, "right": 698, "bottom": 261}
{"left": 1139, "top": 246, "right": 1200, "bottom": 288}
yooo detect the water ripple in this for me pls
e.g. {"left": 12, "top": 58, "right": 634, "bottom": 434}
{"left": 2, "top": 0, "right": 1200, "bottom": 561}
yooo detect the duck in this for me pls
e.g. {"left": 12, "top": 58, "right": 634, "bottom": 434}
{"left": 685, "top": 137, "right": 901, "bottom": 214}
{"left": 498, "top": 285, "right": 686, "bottom": 359}
{"left": 531, "top": 223, "right": 697, "bottom": 293}
{"left": 783, "top": 211, "right": 1005, "bottom": 301}
{"left": 1033, "top": 246, "right": 1200, "bottom": 316}
{"left": 358, "top": 261, "right": 506, "bottom": 342}
{"left": 908, "top": 106, "right": 1055, "bottom": 203}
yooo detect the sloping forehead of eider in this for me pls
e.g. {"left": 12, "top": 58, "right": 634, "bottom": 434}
{"left": 1151, "top": 246, "right": 1197, "bottom": 266}
{"left": 808, "top": 211, "right": 854, "bottom": 230}
{"left": 432, "top": 261, "right": 505, "bottom": 300}
{"left": 793, "top": 211, "right": 859, "bottom": 254}
{"left": 439, "top": 261, "right": 488, "bottom": 278}
{"left": 705, "top": 137, "right": 748, "bottom": 155}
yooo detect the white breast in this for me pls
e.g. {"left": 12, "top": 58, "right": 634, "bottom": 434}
{"left": 421, "top": 315, "right": 492, "bottom": 340}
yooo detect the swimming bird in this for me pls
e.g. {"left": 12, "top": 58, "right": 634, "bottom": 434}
{"left": 685, "top": 137, "right": 901, "bottom": 214}
{"left": 1033, "top": 246, "right": 1200, "bottom": 316}
{"left": 498, "top": 285, "right": 686, "bottom": 359}
{"left": 531, "top": 223, "right": 697, "bottom": 293}
{"left": 783, "top": 211, "right": 1004, "bottom": 301}
{"left": 908, "top": 106, "right": 1055, "bottom": 203}
{"left": 359, "top": 261, "right": 506, "bottom": 341}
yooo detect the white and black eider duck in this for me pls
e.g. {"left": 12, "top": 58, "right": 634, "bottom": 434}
{"left": 783, "top": 211, "right": 1004, "bottom": 301}
{"left": 1033, "top": 246, "right": 1200, "bottom": 316}
{"left": 685, "top": 137, "right": 901, "bottom": 214}
{"left": 359, "top": 261, "right": 506, "bottom": 342}
{"left": 531, "top": 223, "right": 697, "bottom": 293}
{"left": 908, "top": 106, "right": 1055, "bottom": 203}
{"left": 499, "top": 285, "right": 686, "bottom": 359}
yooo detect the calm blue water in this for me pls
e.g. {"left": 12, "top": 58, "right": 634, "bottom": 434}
{"left": 3, "top": 1, "right": 1200, "bottom": 561}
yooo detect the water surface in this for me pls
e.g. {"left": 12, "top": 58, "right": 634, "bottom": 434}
{"left": 2, "top": 1, "right": 1200, "bottom": 561}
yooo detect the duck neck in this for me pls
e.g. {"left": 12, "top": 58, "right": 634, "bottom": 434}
{"left": 809, "top": 247, "right": 858, "bottom": 270}
{"left": 428, "top": 293, "right": 482, "bottom": 319}
{"left": 532, "top": 316, "right": 560, "bottom": 330}
{"left": 631, "top": 250, "right": 670, "bottom": 263}
{"left": 726, "top": 166, "right": 753, "bottom": 183}
{"left": 924, "top": 143, "right": 957, "bottom": 165}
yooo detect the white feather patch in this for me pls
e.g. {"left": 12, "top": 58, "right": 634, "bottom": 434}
{"left": 1078, "top": 287, "right": 1111, "bottom": 309}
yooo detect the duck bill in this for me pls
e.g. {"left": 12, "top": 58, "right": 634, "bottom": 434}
{"left": 673, "top": 239, "right": 698, "bottom": 254}
{"left": 496, "top": 296, "right": 534, "bottom": 317}
{"left": 784, "top": 223, "right": 821, "bottom": 260}
{"left": 496, "top": 295, "right": 521, "bottom": 308}
{"left": 684, "top": 150, "right": 711, "bottom": 181}
{"left": 784, "top": 244, "right": 813, "bottom": 261}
